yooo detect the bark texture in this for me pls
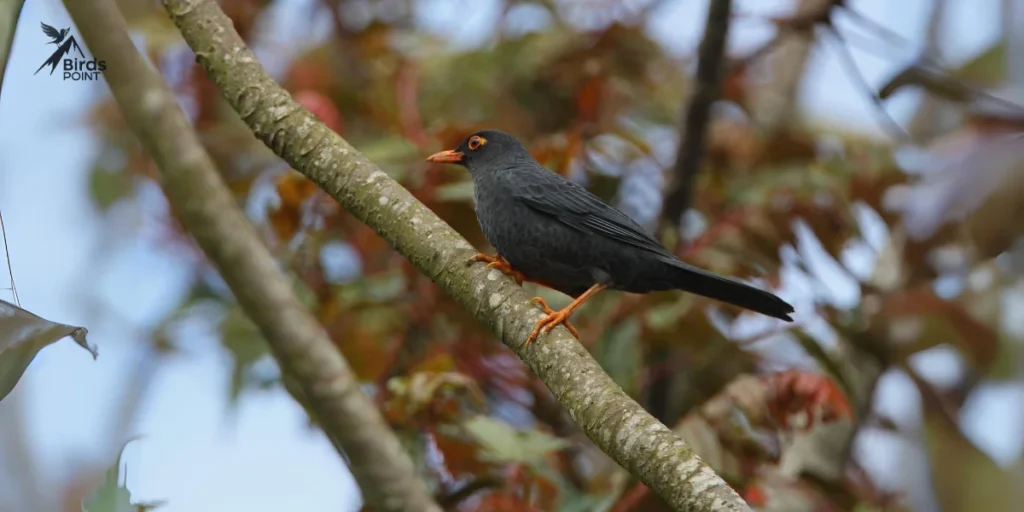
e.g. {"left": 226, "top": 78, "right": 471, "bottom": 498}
{"left": 63, "top": 1, "right": 441, "bottom": 510}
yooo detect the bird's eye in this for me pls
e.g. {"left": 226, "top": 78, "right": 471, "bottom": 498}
{"left": 468, "top": 135, "right": 487, "bottom": 150}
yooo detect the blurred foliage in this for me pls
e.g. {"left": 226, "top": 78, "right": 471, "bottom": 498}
{"left": 81, "top": 440, "right": 164, "bottom": 512}
{"left": 36, "top": 0, "right": 1024, "bottom": 510}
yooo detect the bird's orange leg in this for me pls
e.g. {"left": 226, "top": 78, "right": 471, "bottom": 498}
{"left": 528, "top": 297, "right": 580, "bottom": 340}
{"left": 525, "top": 283, "right": 607, "bottom": 348}
{"left": 469, "top": 253, "right": 527, "bottom": 285}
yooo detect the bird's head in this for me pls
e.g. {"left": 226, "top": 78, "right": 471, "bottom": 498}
{"left": 425, "top": 130, "right": 528, "bottom": 174}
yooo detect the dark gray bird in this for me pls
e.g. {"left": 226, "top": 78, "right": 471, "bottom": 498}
{"left": 40, "top": 23, "right": 69, "bottom": 46}
{"left": 426, "top": 130, "right": 794, "bottom": 346}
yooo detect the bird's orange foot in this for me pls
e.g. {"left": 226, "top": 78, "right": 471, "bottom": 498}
{"left": 469, "top": 253, "right": 526, "bottom": 285}
{"left": 524, "top": 297, "right": 580, "bottom": 347}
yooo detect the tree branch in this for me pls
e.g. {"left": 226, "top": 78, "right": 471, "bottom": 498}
{"left": 660, "top": 0, "right": 733, "bottom": 229}
{"left": 158, "top": 0, "right": 751, "bottom": 509}
{"left": 62, "top": 1, "right": 441, "bottom": 511}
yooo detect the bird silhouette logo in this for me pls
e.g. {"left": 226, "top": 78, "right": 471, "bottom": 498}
{"left": 35, "top": 22, "right": 85, "bottom": 76}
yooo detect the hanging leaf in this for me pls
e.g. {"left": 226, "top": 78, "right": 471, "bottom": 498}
{"left": 0, "top": 299, "right": 97, "bottom": 403}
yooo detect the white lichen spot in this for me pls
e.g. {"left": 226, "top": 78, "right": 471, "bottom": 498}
{"left": 487, "top": 270, "right": 500, "bottom": 281}
{"left": 411, "top": 216, "right": 421, "bottom": 225}
{"left": 378, "top": 196, "right": 389, "bottom": 206}
{"left": 365, "top": 171, "right": 386, "bottom": 185}
{"left": 475, "top": 283, "right": 485, "bottom": 294}
{"left": 489, "top": 293, "right": 502, "bottom": 308}
{"left": 141, "top": 89, "right": 164, "bottom": 114}
{"left": 681, "top": 464, "right": 720, "bottom": 496}
{"left": 268, "top": 105, "right": 290, "bottom": 119}
{"left": 616, "top": 413, "right": 644, "bottom": 456}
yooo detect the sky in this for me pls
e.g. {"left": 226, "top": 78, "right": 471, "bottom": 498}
{"left": 0, "top": 1, "right": 1020, "bottom": 511}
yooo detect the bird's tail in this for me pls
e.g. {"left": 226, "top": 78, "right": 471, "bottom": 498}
{"left": 642, "top": 257, "right": 794, "bottom": 322}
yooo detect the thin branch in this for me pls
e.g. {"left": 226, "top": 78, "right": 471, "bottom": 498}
{"left": 879, "top": 62, "right": 1024, "bottom": 118}
{"left": 61, "top": 1, "right": 441, "bottom": 511}
{"left": 0, "top": 209, "right": 19, "bottom": 305}
{"left": 159, "top": 0, "right": 751, "bottom": 509}
{"left": 660, "top": 0, "right": 734, "bottom": 229}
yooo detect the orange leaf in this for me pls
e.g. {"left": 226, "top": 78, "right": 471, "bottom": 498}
{"left": 768, "top": 370, "right": 854, "bottom": 429}
{"left": 269, "top": 171, "right": 319, "bottom": 241}
{"left": 433, "top": 430, "right": 494, "bottom": 478}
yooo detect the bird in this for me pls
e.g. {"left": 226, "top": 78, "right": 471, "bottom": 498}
{"left": 426, "top": 130, "right": 794, "bottom": 347}
{"left": 40, "top": 22, "right": 69, "bottom": 46}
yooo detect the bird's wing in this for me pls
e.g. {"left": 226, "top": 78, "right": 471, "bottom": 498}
{"left": 40, "top": 22, "right": 59, "bottom": 39}
{"left": 509, "top": 168, "right": 674, "bottom": 258}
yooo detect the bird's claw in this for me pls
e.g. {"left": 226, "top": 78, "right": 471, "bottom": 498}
{"left": 524, "top": 297, "right": 580, "bottom": 348}
{"left": 469, "top": 253, "right": 526, "bottom": 285}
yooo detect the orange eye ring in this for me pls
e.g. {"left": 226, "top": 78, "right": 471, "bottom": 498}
{"left": 468, "top": 135, "right": 487, "bottom": 150}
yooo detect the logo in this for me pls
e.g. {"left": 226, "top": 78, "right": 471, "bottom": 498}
{"left": 34, "top": 22, "right": 106, "bottom": 81}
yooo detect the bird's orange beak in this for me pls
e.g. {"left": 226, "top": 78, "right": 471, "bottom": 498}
{"left": 425, "top": 149, "right": 465, "bottom": 164}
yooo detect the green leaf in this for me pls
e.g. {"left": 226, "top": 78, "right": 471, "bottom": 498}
{"left": 89, "top": 166, "right": 133, "bottom": 211}
{"left": 954, "top": 40, "right": 1005, "bottom": 85}
{"left": 219, "top": 304, "right": 271, "bottom": 405}
{"left": 81, "top": 438, "right": 165, "bottom": 512}
{"left": 0, "top": 299, "right": 97, "bottom": 403}
{"left": 462, "top": 415, "right": 568, "bottom": 467}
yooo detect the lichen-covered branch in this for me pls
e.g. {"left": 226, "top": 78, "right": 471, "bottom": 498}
{"left": 159, "top": 0, "right": 751, "bottom": 510}
{"left": 62, "top": 1, "right": 441, "bottom": 511}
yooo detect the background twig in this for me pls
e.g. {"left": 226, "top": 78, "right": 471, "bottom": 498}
{"left": 660, "top": 0, "right": 734, "bottom": 230}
